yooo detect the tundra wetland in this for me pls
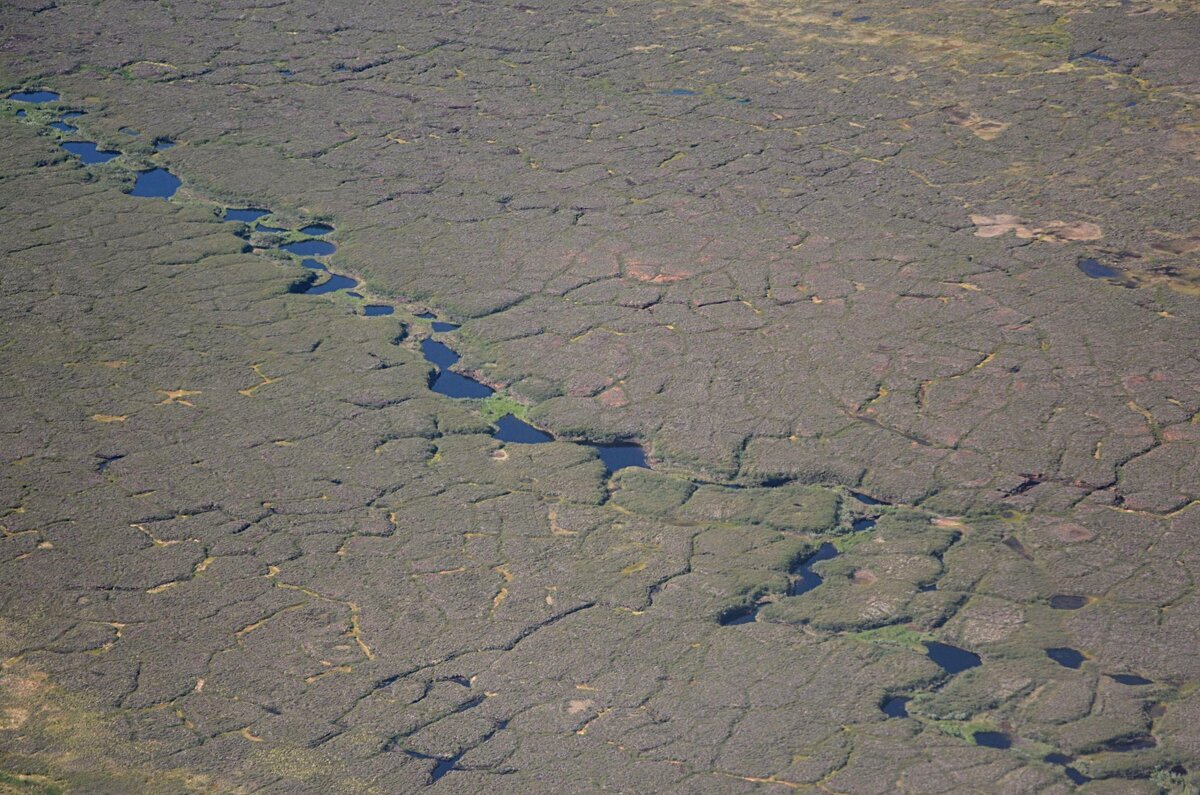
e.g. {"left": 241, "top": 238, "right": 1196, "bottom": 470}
{"left": 0, "top": 0, "right": 1198, "bottom": 792}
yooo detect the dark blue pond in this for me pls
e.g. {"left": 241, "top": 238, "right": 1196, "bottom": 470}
{"left": 281, "top": 239, "right": 336, "bottom": 256}
{"left": 301, "top": 258, "right": 326, "bottom": 271}
{"left": 419, "top": 338, "right": 494, "bottom": 398}
{"left": 586, "top": 443, "right": 648, "bottom": 474}
{"left": 432, "top": 371, "right": 494, "bottom": 399}
{"left": 154, "top": 138, "right": 175, "bottom": 151}
{"left": 363, "top": 304, "right": 394, "bottom": 317}
{"left": 1110, "top": 673, "right": 1153, "bottom": 686}
{"left": 1049, "top": 594, "right": 1088, "bottom": 610}
{"left": 299, "top": 223, "right": 334, "bottom": 235}
{"left": 851, "top": 491, "right": 890, "bottom": 506}
{"left": 851, "top": 517, "right": 876, "bottom": 532}
{"left": 9, "top": 90, "right": 59, "bottom": 103}
{"left": 493, "top": 414, "right": 553, "bottom": 444}
{"left": 420, "top": 339, "right": 460, "bottom": 369}
{"left": 303, "top": 273, "right": 357, "bottom": 295}
{"left": 416, "top": 311, "right": 437, "bottom": 319}
{"left": 924, "top": 641, "right": 981, "bottom": 674}
{"left": 1079, "top": 51, "right": 1117, "bottom": 65}
{"left": 1046, "top": 647, "right": 1085, "bottom": 669}
{"left": 256, "top": 223, "right": 287, "bottom": 233}
{"left": 1077, "top": 259, "right": 1121, "bottom": 279}
{"left": 61, "top": 141, "right": 119, "bottom": 164}
{"left": 974, "top": 732, "right": 1011, "bottom": 750}
{"left": 15, "top": 110, "right": 26, "bottom": 117}
{"left": 881, "top": 696, "right": 910, "bottom": 718}
{"left": 129, "top": 168, "right": 180, "bottom": 199}
{"left": 50, "top": 121, "right": 77, "bottom": 132}
{"left": 432, "top": 321, "right": 460, "bottom": 333}
{"left": 225, "top": 208, "right": 270, "bottom": 223}
{"left": 790, "top": 542, "right": 839, "bottom": 596}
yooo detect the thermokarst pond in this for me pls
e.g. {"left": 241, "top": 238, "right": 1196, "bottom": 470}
{"left": 419, "top": 338, "right": 494, "bottom": 399}
{"left": 493, "top": 414, "right": 553, "bottom": 444}
{"left": 585, "top": 443, "right": 648, "bottom": 474}
{"left": 789, "top": 542, "right": 839, "bottom": 596}
{"left": 61, "top": 141, "right": 119, "bottom": 164}
{"left": 129, "top": 168, "right": 180, "bottom": 199}
{"left": 923, "top": 641, "right": 982, "bottom": 674}
{"left": 224, "top": 208, "right": 271, "bottom": 223}
{"left": 8, "top": 90, "right": 59, "bottom": 103}
{"left": 280, "top": 239, "right": 336, "bottom": 256}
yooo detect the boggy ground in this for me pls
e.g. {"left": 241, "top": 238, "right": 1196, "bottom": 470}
{"left": 0, "top": 0, "right": 1198, "bottom": 792}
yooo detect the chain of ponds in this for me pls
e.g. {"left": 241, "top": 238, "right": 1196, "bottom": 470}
{"left": 7, "top": 88, "right": 1164, "bottom": 783}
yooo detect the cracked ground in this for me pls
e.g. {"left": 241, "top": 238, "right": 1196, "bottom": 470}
{"left": 1, "top": 0, "right": 1198, "bottom": 792}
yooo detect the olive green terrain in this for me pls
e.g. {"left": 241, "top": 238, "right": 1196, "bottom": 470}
{"left": 0, "top": 0, "right": 1198, "bottom": 792}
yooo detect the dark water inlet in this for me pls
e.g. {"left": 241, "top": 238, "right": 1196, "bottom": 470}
{"left": 129, "top": 168, "right": 180, "bottom": 199}
{"left": 493, "top": 414, "right": 553, "bottom": 444}
{"left": 257, "top": 223, "right": 287, "bottom": 233}
{"left": 850, "top": 491, "right": 889, "bottom": 506}
{"left": 1109, "top": 673, "right": 1153, "bottom": 686}
{"left": 363, "top": 305, "right": 394, "bottom": 317}
{"left": 61, "top": 141, "right": 119, "bottom": 164}
{"left": 923, "top": 641, "right": 981, "bottom": 674}
{"left": 790, "top": 542, "right": 839, "bottom": 596}
{"left": 432, "top": 321, "right": 460, "bottom": 332}
{"left": 50, "top": 120, "right": 77, "bottom": 132}
{"left": 300, "top": 223, "right": 334, "bottom": 235}
{"left": 154, "top": 138, "right": 176, "bottom": 151}
{"left": 9, "top": 90, "right": 60, "bottom": 103}
{"left": 301, "top": 258, "right": 326, "bottom": 271}
{"left": 881, "top": 696, "right": 910, "bottom": 718}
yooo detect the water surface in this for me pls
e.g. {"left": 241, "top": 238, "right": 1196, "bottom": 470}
{"left": 129, "top": 168, "right": 180, "bottom": 198}
{"left": 61, "top": 141, "right": 119, "bottom": 164}
{"left": 281, "top": 239, "right": 337, "bottom": 256}
{"left": 9, "top": 90, "right": 59, "bottom": 103}
{"left": 224, "top": 208, "right": 270, "bottom": 223}
{"left": 1045, "top": 647, "right": 1085, "bottom": 669}
{"left": 789, "top": 542, "right": 838, "bottom": 596}
{"left": 923, "top": 641, "right": 981, "bottom": 674}
{"left": 493, "top": 414, "right": 553, "bottom": 444}
{"left": 586, "top": 443, "right": 648, "bottom": 473}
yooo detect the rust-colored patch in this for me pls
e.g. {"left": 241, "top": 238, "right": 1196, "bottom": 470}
{"left": 626, "top": 261, "right": 692, "bottom": 283}
{"left": 946, "top": 106, "right": 1010, "bottom": 141}
{"left": 970, "top": 214, "right": 1102, "bottom": 242}
{"left": 156, "top": 389, "right": 201, "bottom": 407}
{"left": 1051, "top": 522, "right": 1094, "bottom": 543}
{"left": 599, "top": 385, "right": 629, "bottom": 407}
{"left": 851, "top": 569, "right": 878, "bottom": 586}
{"left": 568, "top": 698, "right": 594, "bottom": 715}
